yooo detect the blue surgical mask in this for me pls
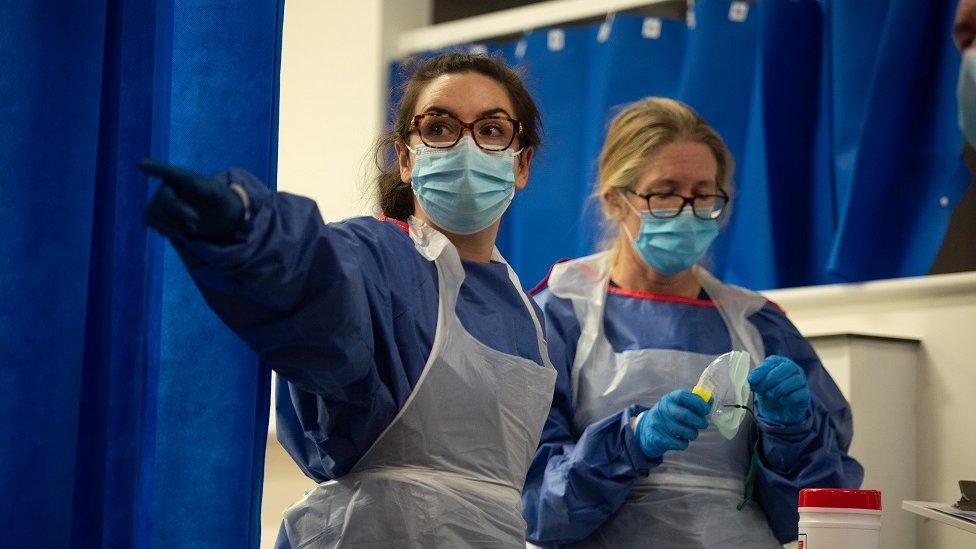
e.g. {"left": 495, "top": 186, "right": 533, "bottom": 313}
{"left": 620, "top": 190, "right": 720, "bottom": 275}
{"left": 959, "top": 49, "right": 976, "bottom": 146}
{"left": 408, "top": 136, "right": 517, "bottom": 235}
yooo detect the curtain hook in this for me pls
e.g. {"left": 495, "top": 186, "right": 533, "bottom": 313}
{"left": 515, "top": 30, "right": 529, "bottom": 59}
{"left": 597, "top": 12, "right": 616, "bottom": 43}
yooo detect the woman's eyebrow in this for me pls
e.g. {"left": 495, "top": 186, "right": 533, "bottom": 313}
{"left": 419, "top": 105, "right": 512, "bottom": 119}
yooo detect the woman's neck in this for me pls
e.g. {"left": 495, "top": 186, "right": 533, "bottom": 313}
{"left": 448, "top": 229, "right": 496, "bottom": 262}
{"left": 610, "top": 236, "right": 701, "bottom": 299}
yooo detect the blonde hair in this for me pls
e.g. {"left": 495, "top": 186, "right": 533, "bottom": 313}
{"left": 596, "top": 97, "right": 733, "bottom": 260}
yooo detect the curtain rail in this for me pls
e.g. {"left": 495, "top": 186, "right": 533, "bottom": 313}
{"left": 395, "top": 0, "right": 678, "bottom": 57}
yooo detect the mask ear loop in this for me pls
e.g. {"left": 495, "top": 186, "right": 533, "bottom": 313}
{"left": 722, "top": 403, "right": 759, "bottom": 511}
{"left": 616, "top": 189, "right": 645, "bottom": 218}
{"left": 615, "top": 189, "right": 649, "bottom": 243}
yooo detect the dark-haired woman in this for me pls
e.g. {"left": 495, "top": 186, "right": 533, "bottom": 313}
{"left": 139, "top": 53, "right": 556, "bottom": 548}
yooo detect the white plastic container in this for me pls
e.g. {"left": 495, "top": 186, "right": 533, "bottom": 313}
{"left": 797, "top": 488, "right": 882, "bottom": 549}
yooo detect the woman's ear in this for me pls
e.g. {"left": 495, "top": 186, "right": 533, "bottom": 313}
{"left": 603, "top": 188, "right": 627, "bottom": 222}
{"left": 515, "top": 147, "right": 533, "bottom": 190}
{"left": 395, "top": 140, "right": 412, "bottom": 183}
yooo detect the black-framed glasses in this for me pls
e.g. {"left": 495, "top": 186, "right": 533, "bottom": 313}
{"left": 623, "top": 188, "right": 729, "bottom": 220}
{"left": 409, "top": 112, "right": 522, "bottom": 152}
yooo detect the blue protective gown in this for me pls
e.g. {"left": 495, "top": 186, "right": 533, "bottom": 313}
{"left": 167, "top": 171, "right": 546, "bottom": 534}
{"left": 524, "top": 276, "right": 864, "bottom": 546}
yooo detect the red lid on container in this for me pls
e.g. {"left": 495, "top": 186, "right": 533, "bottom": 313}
{"left": 798, "top": 488, "right": 882, "bottom": 510}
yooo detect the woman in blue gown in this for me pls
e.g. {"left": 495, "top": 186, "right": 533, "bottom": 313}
{"left": 140, "top": 52, "right": 557, "bottom": 548}
{"left": 523, "top": 97, "right": 863, "bottom": 548}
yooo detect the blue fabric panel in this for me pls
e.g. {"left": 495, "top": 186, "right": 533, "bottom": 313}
{"left": 719, "top": 57, "right": 776, "bottom": 289}
{"left": 719, "top": 0, "right": 826, "bottom": 290}
{"left": 806, "top": 0, "right": 845, "bottom": 286}
{"left": 1, "top": 1, "right": 282, "bottom": 547}
{"left": 824, "top": 0, "right": 890, "bottom": 221}
{"left": 150, "top": 1, "right": 283, "bottom": 547}
{"left": 827, "top": 0, "right": 969, "bottom": 279}
{"left": 757, "top": 0, "right": 825, "bottom": 289}
{"left": 498, "top": 26, "right": 593, "bottom": 284}
{"left": 678, "top": 0, "right": 760, "bottom": 172}
{"left": 71, "top": 2, "right": 158, "bottom": 547}
{"left": 0, "top": 3, "right": 107, "bottom": 547}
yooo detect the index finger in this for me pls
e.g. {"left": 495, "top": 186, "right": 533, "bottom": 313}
{"left": 138, "top": 158, "right": 206, "bottom": 193}
{"left": 674, "top": 390, "right": 712, "bottom": 416}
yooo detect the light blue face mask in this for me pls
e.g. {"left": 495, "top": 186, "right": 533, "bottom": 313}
{"left": 408, "top": 136, "right": 518, "bottom": 235}
{"left": 620, "top": 190, "right": 720, "bottom": 275}
{"left": 959, "top": 49, "right": 976, "bottom": 146}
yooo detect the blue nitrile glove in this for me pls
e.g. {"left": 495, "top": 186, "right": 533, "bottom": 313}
{"left": 636, "top": 389, "right": 712, "bottom": 460}
{"left": 139, "top": 158, "right": 246, "bottom": 242}
{"left": 748, "top": 355, "right": 811, "bottom": 425}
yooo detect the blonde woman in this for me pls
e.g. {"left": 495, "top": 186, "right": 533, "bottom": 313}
{"left": 523, "top": 98, "right": 862, "bottom": 548}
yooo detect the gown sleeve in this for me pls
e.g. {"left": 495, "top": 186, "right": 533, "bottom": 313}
{"left": 170, "top": 168, "right": 418, "bottom": 478}
{"left": 749, "top": 303, "right": 865, "bottom": 544}
{"left": 522, "top": 288, "right": 657, "bottom": 546}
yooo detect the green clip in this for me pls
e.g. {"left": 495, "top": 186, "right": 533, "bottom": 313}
{"left": 737, "top": 422, "right": 759, "bottom": 511}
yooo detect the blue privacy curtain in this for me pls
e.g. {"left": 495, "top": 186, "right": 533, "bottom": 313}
{"left": 0, "top": 1, "right": 283, "bottom": 547}
{"left": 391, "top": 0, "right": 969, "bottom": 290}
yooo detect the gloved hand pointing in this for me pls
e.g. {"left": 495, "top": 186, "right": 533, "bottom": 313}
{"left": 139, "top": 159, "right": 245, "bottom": 242}
{"left": 747, "top": 355, "right": 811, "bottom": 426}
{"left": 636, "top": 389, "right": 712, "bottom": 460}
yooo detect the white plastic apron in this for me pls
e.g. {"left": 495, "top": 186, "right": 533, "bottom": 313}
{"left": 282, "top": 218, "right": 557, "bottom": 548}
{"left": 548, "top": 252, "right": 780, "bottom": 549}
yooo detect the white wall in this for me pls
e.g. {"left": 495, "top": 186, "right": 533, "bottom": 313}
{"left": 765, "top": 272, "right": 976, "bottom": 548}
{"left": 807, "top": 335, "right": 918, "bottom": 549}
{"left": 276, "top": 0, "right": 432, "bottom": 220}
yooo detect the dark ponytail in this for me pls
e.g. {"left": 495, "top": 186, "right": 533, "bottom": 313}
{"left": 372, "top": 52, "right": 542, "bottom": 220}
{"left": 372, "top": 132, "right": 415, "bottom": 220}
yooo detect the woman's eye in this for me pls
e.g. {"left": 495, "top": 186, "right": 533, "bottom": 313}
{"left": 480, "top": 124, "right": 502, "bottom": 136}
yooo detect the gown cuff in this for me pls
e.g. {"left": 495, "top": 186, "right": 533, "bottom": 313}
{"left": 621, "top": 405, "right": 660, "bottom": 473}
